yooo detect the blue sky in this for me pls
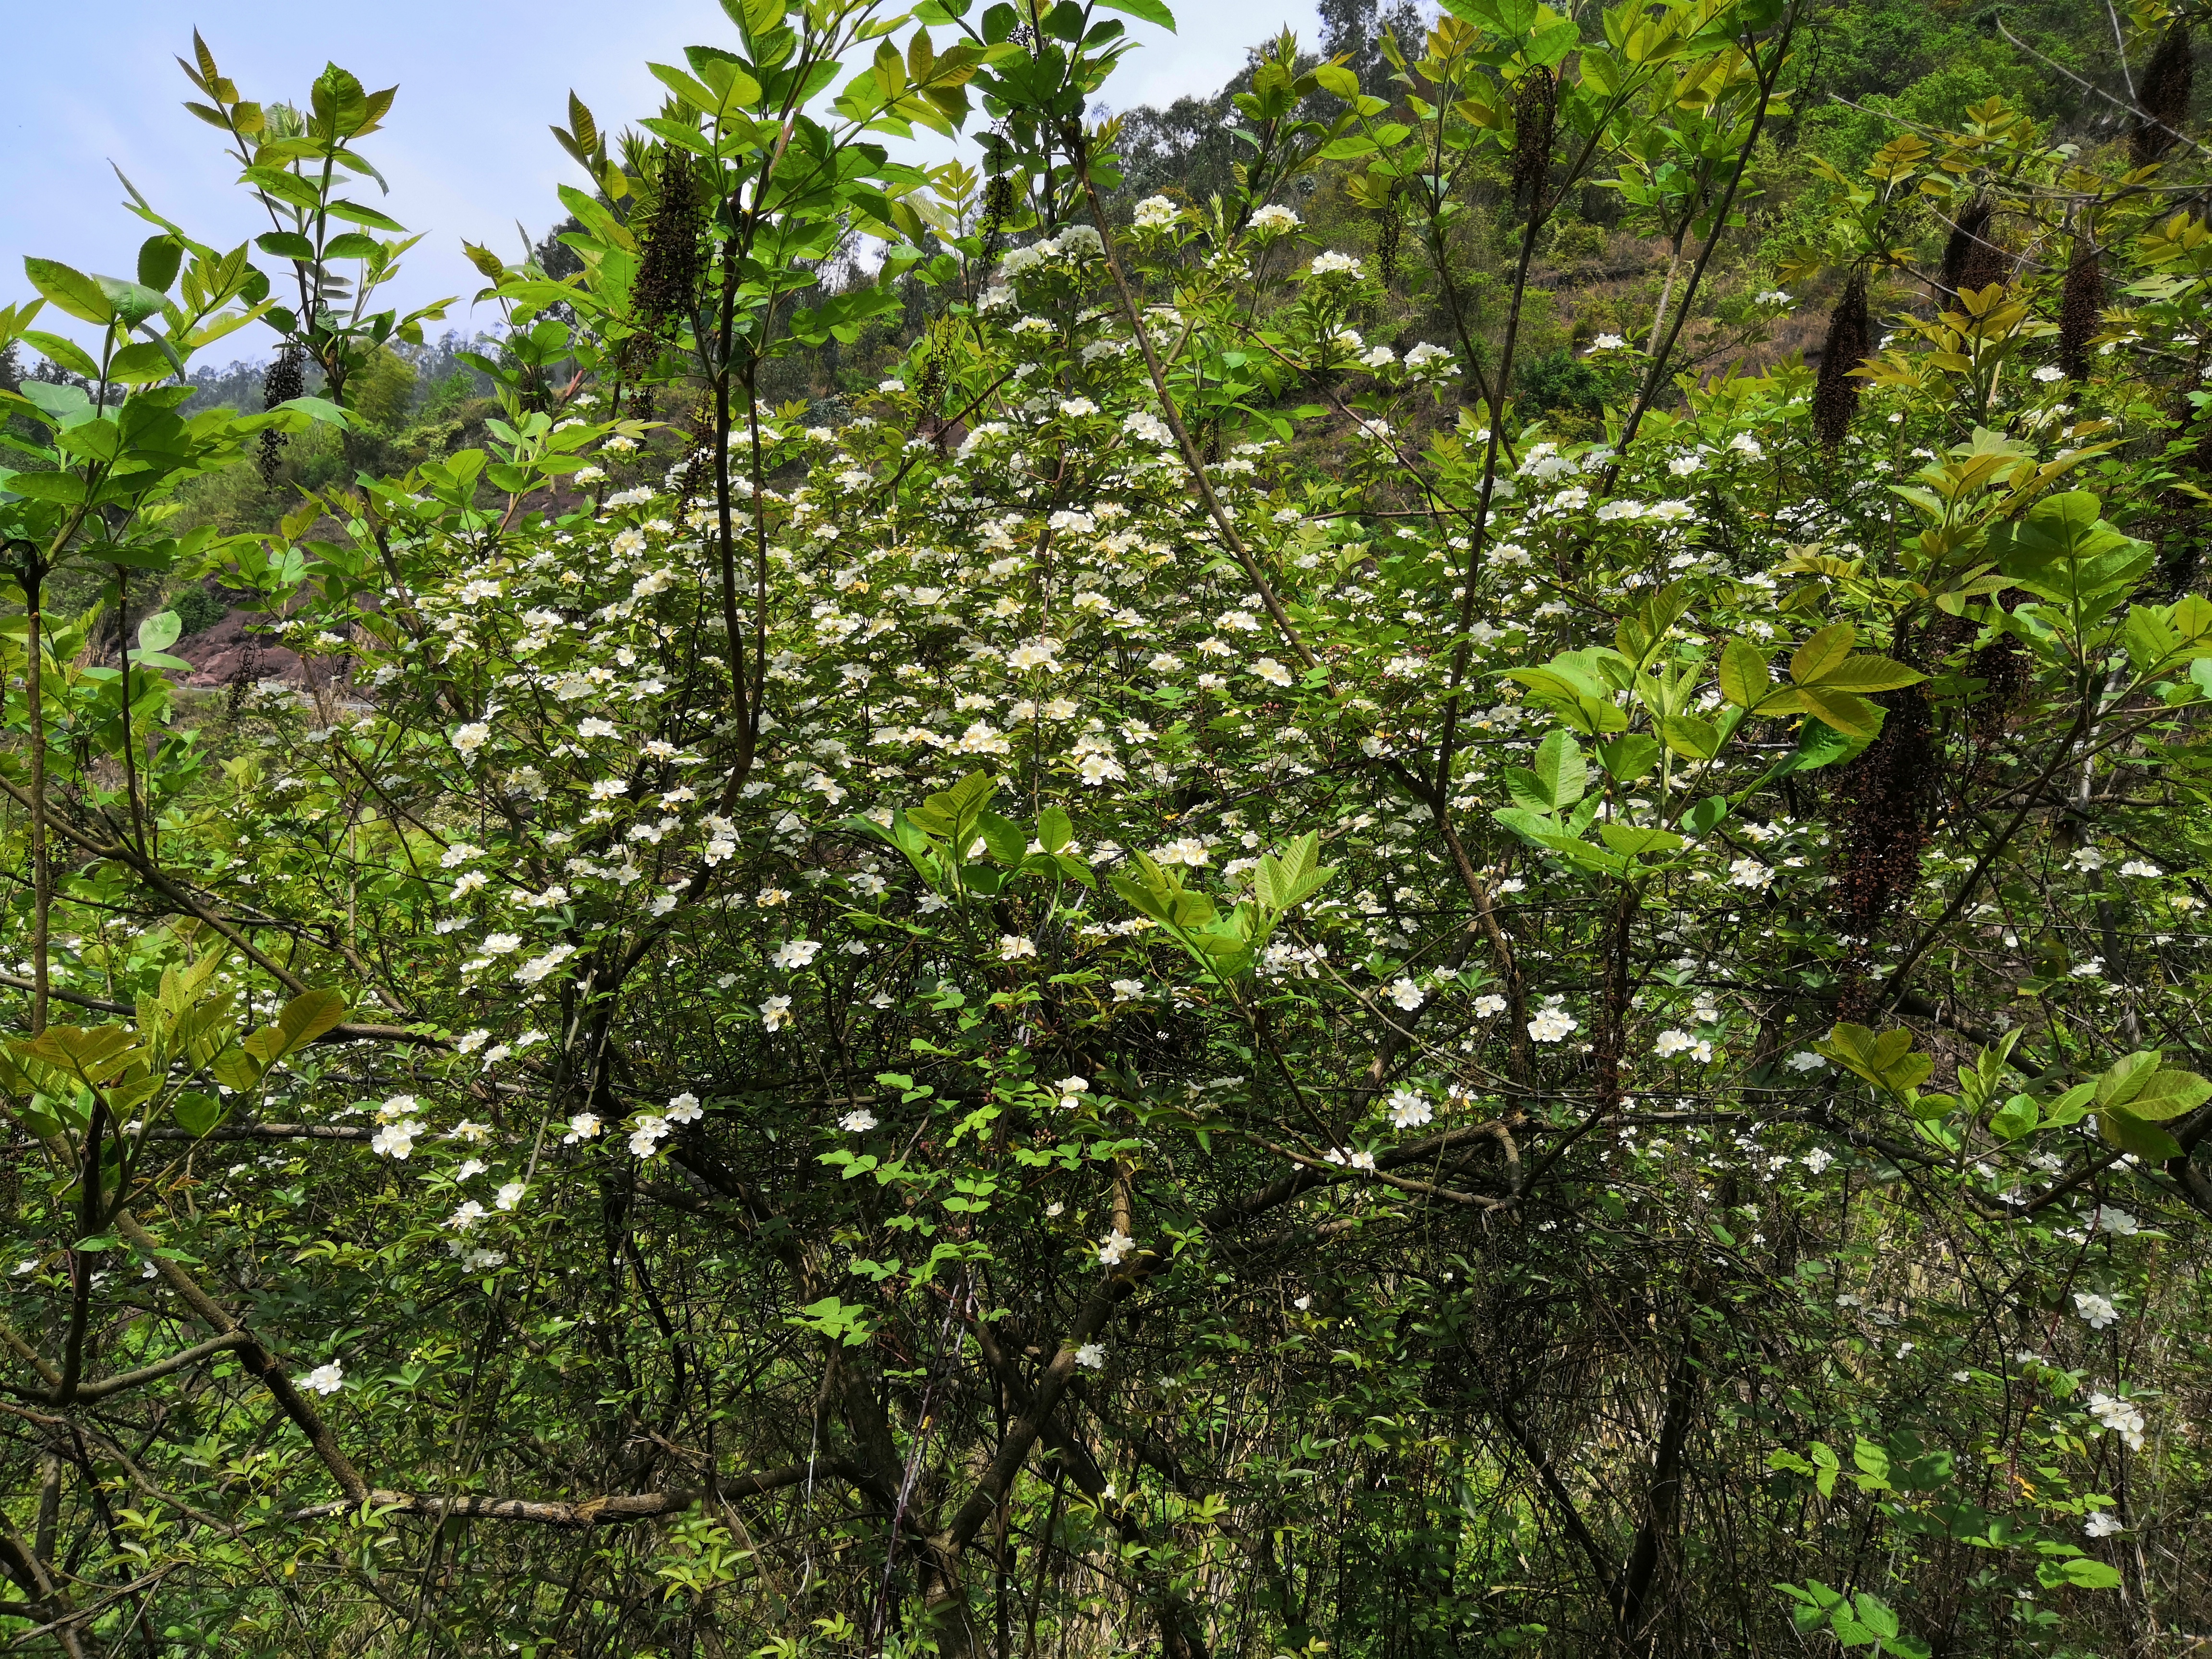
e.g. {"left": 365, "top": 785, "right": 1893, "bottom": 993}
{"left": 3, "top": 0, "right": 1318, "bottom": 365}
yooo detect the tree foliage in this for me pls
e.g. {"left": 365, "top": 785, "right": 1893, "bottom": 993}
{"left": 4, "top": 1, "right": 2212, "bottom": 1656}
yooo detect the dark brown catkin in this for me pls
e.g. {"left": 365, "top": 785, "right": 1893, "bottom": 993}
{"left": 631, "top": 151, "right": 709, "bottom": 335}
{"left": 1831, "top": 683, "right": 1934, "bottom": 1019}
{"left": 2133, "top": 19, "right": 2194, "bottom": 167}
{"left": 1936, "top": 196, "right": 1990, "bottom": 302}
{"left": 978, "top": 173, "right": 1014, "bottom": 275}
{"left": 1377, "top": 195, "right": 1403, "bottom": 287}
{"left": 2058, "top": 243, "right": 2104, "bottom": 380}
{"left": 1954, "top": 212, "right": 2010, "bottom": 298}
{"left": 1512, "top": 69, "right": 1556, "bottom": 218}
{"left": 257, "top": 344, "right": 305, "bottom": 482}
{"left": 1812, "top": 272, "right": 1871, "bottom": 448}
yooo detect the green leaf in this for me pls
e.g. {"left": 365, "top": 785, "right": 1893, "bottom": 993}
{"left": 172, "top": 1090, "right": 223, "bottom": 1138}
{"left": 1037, "top": 805, "right": 1072, "bottom": 854}
{"left": 2121, "top": 1067, "right": 2212, "bottom": 1121}
{"left": 256, "top": 231, "right": 317, "bottom": 261}
{"left": 974, "top": 810, "right": 1027, "bottom": 866}
{"left": 277, "top": 988, "right": 349, "bottom": 1053}
{"left": 1987, "top": 1094, "right": 2040, "bottom": 1141}
{"left": 1598, "top": 823, "right": 1684, "bottom": 857}
{"left": 1718, "top": 639, "right": 1771, "bottom": 708}
{"left": 94, "top": 275, "right": 168, "bottom": 328}
{"left": 1659, "top": 712, "right": 1720, "bottom": 760}
{"left": 325, "top": 200, "right": 408, "bottom": 232}
{"left": 1788, "top": 622, "right": 1855, "bottom": 685}
{"left": 1809, "top": 654, "right": 1926, "bottom": 694}
{"left": 2097, "top": 1106, "right": 2182, "bottom": 1161}
{"left": 1094, "top": 0, "right": 1176, "bottom": 27}
{"left": 1531, "top": 728, "right": 1587, "bottom": 811}
{"left": 136, "top": 234, "right": 185, "bottom": 293}
{"left": 135, "top": 612, "right": 183, "bottom": 655}
{"left": 22, "top": 332, "right": 103, "bottom": 381}
{"left": 2, "top": 470, "right": 89, "bottom": 505}
{"left": 1785, "top": 718, "right": 1869, "bottom": 773}
{"left": 24, "top": 257, "right": 113, "bottom": 325}
{"left": 2059, "top": 1558, "right": 2122, "bottom": 1589}
{"left": 1597, "top": 733, "right": 1659, "bottom": 782}
{"left": 1791, "top": 685, "right": 1885, "bottom": 738}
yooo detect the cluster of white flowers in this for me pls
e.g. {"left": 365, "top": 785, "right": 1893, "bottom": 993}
{"left": 2086, "top": 1390, "right": 2146, "bottom": 1448}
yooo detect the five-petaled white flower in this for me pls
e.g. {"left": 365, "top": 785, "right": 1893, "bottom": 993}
{"left": 302, "top": 1361, "right": 344, "bottom": 1395}
{"left": 1098, "top": 1229, "right": 1137, "bottom": 1267}
{"left": 1386, "top": 1088, "right": 1432, "bottom": 1130}
{"left": 2074, "top": 1290, "right": 2120, "bottom": 1330}
{"left": 1075, "top": 1341, "right": 1108, "bottom": 1369}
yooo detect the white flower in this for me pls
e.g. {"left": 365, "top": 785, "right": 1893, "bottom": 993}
{"left": 1386, "top": 1088, "right": 1432, "bottom": 1129}
{"left": 627, "top": 1115, "right": 669, "bottom": 1157}
{"left": 1055, "top": 1077, "right": 1090, "bottom": 1111}
{"left": 447, "top": 1199, "right": 487, "bottom": 1230}
{"left": 1250, "top": 656, "right": 1293, "bottom": 687}
{"left": 666, "top": 1092, "right": 704, "bottom": 1124}
{"left": 1248, "top": 203, "right": 1299, "bottom": 233}
{"left": 2084, "top": 1510, "right": 2122, "bottom": 1538}
{"left": 1785, "top": 1050, "right": 1827, "bottom": 1072}
{"left": 516, "top": 944, "right": 577, "bottom": 985}
{"left": 1122, "top": 410, "right": 1175, "bottom": 445}
{"left": 1727, "top": 858, "right": 1775, "bottom": 891}
{"left": 1587, "top": 333, "right": 1627, "bottom": 352}
{"left": 1075, "top": 1341, "right": 1108, "bottom": 1369}
{"left": 1098, "top": 1229, "right": 1137, "bottom": 1267}
{"left": 772, "top": 939, "right": 822, "bottom": 971}
{"left": 440, "top": 842, "right": 484, "bottom": 869}
{"left": 1527, "top": 1007, "right": 1577, "bottom": 1043}
{"left": 1802, "top": 1146, "right": 1835, "bottom": 1175}
{"left": 495, "top": 1181, "right": 527, "bottom": 1211}
{"left": 2074, "top": 1290, "right": 2119, "bottom": 1330}
{"left": 2086, "top": 1390, "right": 2146, "bottom": 1448}
{"left": 840, "top": 1109, "right": 878, "bottom": 1132}
{"left": 1472, "top": 993, "right": 1507, "bottom": 1017}
{"left": 1347, "top": 1149, "right": 1378, "bottom": 1171}
{"left": 1133, "top": 194, "right": 1181, "bottom": 228}
{"left": 1404, "top": 341, "right": 1453, "bottom": 373}
{"left": 376, "top": 1094, "right": 419, "bottom": 1122}
{"left": 999, "top": 934, "right": 1038, "bottom": 961}
{"left": 453, "top": 721, "right": 491, "bottom": 756}
{"left": 1308, "top": 251, "right": 1363, "bottom": 278}
{"left": 761, "top": 995, "right": 793, "bottom": 1031}
{"left": 455, "top": 1029, "right": 491, "bottom": 1055}
{"left": 563, "top": 1112, "right": 601, "bottom": 1143}
{"left": 1077, "top": 753, "right": 1127, "bottom": 785}
{"left": 302, "top": 1361, "right": 344, "bottom": 1396}
{"left": 1111, "top": 978, "right": 1145, "bottom": 1001}
{"left": 1154, "top": 836, "right": 1210, "bottom": 868}
{"left": 1388, "top": 978, "right": 1425, "bottom": 1012}
{"left": 1057, "top": 397, "right": 1099, "bottom": 419}
{"left": 480, "top": 932, "right": 523, "bottom": 956}
{"left": 2033, "top": 364, "right": 2067, "bottom": 383}
{"left": 454, "top": 1158, "right": 488, "bottom": 1181}
{"left": 370, "top": 1121, "right": 424, "bottom": 1159}
{"left": 2069, "top": 847, "right": 2105, "bottom": 872}
{"left": 1653, "top": 1028, "right": 1715, "bottom": 1063}
{"left": 2118, "top": 859, "right": 2161, "bottom": 878}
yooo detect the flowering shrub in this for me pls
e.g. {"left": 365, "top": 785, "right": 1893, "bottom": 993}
{"left": 4, "top": 1, "right": 2212, "bottom": 1654}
